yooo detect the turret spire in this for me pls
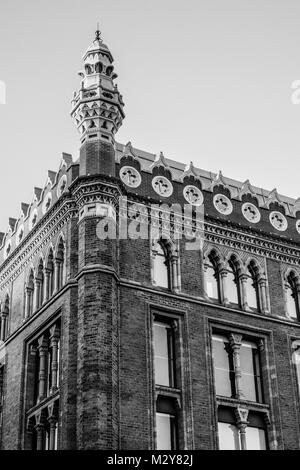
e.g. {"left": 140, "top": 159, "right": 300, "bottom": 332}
{"left": 71, "top": 29, "right": 125, "bottom": 146}
{"left": 71, "top": 30, "right": 125, "bottom": 176}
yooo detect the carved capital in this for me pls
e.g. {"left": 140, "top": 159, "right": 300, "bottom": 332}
{"left": 234, "top": 407, "right": 249, "bottom": 426}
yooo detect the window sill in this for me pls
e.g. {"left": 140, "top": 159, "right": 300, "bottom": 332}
{"left": 216, "top": 395, "right": 269, "bottom": 412}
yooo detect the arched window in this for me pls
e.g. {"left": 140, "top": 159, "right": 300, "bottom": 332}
{"left": 84, "top": 64, "right": 93, "bottom": 75}
{"left": 95, "top": 62, "right": 103, "bottom": 73}
{"left": 36, "top": 259, "right": 44, "bottom": 309}
{"left": 26, "top": 269, "right": 35, "bottom": 318}
{"left": 45, "top": 249, "right": 54, "bottom": 301}
{"left": 286, "top": 272, "right": 299, "bottom": 320}
{"left": 226, "top": 256, "right": 241, "bottom": 306}
{"left": 153, "top": 240, "right": 171, "bottom": 289}
{"left": 0, "top": 295, "right": 9, "bottom": 341}
{"left": 245, "top": 261, "right": 260, "bottom": 311}
{"left": 55, "top": 238, "right": 65, "bottom": 291}
{"left": 205, "top": 251, "right": 220, "bottom": 301}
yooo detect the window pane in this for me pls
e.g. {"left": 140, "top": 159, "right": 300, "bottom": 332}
{"left": 240, "top": 341, "right": 260, "bottom": 402}
{"left": 226, "top": 270, "right": 239, "bottom": 304}
{"left": 218, "top": 422, "right": 240, "bottom": 450}
{"left": 212, "top": 335, "right": 233, "bottom": 397}
{"left": 156, "top": 413, "right": 176, "bottom": 450}
{"left": 153, "top": 244, "right": 169, "bottom": 288}
{"left": 287, "top": 286, "right": 298, "bottom": 319}
{"left": 245, "top": 426, "right": 266, "bottom": 450}
{"left": 245, "top": 276, "right": 258, "bottom": 310}
{"left": 154, "top": 322, "right": 173, "bottom": 386}
{"left": 206, "top": 264, "right": 219, "bottom": 300}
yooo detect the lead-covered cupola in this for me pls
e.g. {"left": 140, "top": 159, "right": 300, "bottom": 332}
{"left": 71, "top": 29, "right": 125, "bottom": 147}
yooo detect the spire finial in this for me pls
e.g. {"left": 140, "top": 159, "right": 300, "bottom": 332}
{"left": 95, "top": 23, "right": 102, "bottom": 43}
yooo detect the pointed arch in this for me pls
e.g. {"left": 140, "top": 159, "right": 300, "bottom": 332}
{"left": 35, "top": 258, "right": 45, "bottom": 310}
{"left": 45, "top": 246, "right": 55, "bottom": 301}
{"left": 284, "top": 269, "right": 300, "bottom": 320}
{"left": 244, "top": 259, "right": 261, "bottom": 311}
{"left": 151, "top": 236, "right": 180, "bottom": 291}
{"left": 225, "top": 254, "right": 242, "bottom": 306}
{"left": 204, "top": 248, "right": 222, "bottom": 301}
{"left": 55, "top": 236, "right": 65, "bottom": 291}
{"left": 25, "top": 268, "right": 35, "bottom": 318}
{"left": 0, "top": 293, "right": 10, "bottom": 341}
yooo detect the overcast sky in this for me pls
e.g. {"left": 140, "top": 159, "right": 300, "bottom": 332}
{"left": 0, "top": 0, "right": 300, "bottom": 231}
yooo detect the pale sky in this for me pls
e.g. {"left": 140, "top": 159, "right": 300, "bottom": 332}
{"left": 0, "top": 0, "right": 300, "bottom": 232}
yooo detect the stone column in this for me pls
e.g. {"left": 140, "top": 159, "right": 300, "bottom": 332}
{"left": 258, "top": 277, "right": 268, "bottom": 314}
{"left": 240, "top": 274, "right": 249, "bottom": 310}
{"left": 229, "top": 333, "right": 244, "bottom": 399}
{"left": 35, "top": 422, "right": 45, "bottom": 451}
{"left": 219, "top": 268, "right": 229, "bottom": 305}
{"left": 171, "top": 256, "right": 179, "bottom": 292}
{"left": 235, "top": 407, "right": 249, "bottom": 450}
{"left": 48, "top": 416, "right": 58, "bottom": 450}
{"left": 49, "top": 325, "right": 60, "bottom": 394}
{"left": 283, "top": 281, "right": 290, "bottom": 317}
{"left": 34, "top": 279, "right": 41, "bottom": 312}
{"left": 0, "top": 312, "right": 7, "bottom": 341}
{"left": 37, "top": 335, "right": 48, "bottom": 402}
{"left": 54, "top": 260, "right": 61, "bottom": 292}
{"left": 44, "top": 268, "right": 51, "bottom": 302}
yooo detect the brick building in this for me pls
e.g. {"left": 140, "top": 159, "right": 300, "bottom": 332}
{"left": 1, "top": 30, "right": 300, "bottom": 451}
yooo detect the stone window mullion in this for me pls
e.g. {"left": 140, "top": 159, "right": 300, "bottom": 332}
{"left": 49, "top": 324, "right": 60, "bottom": 394}
{"left": 239, "top": 274, "right": 249, "bottom": 310}
{"left": 234, "top": 407, "right": 249, "bottom": 450}
{"left": 37, "top": 336, "right": 49, "bottom": 403}
{"left": 219, "top": 268, "right": 229, "bottom": 305}
{"left": 229, "top": 333, "right": 244, "bottom": 399}
{"left": 0, "top": 312, "right": 8, "bottom": 341}
{"left": 258, "top": 277, "right": 268, "bottom": 314}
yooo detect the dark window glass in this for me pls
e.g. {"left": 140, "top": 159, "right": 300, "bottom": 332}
{"left": 154, "top": 321, "right": 175, "bottom": 387}
{"left": 205, "top": 259, "right": 219, "bottom": 300}
{"left": 218, "top": 422, "right": 240, "bottom": 450}
{"left": 226, "top": 260, "right": 240, "bottom": 305}
{"left": 156, "top": 412, "right": 177, "bottom": 450}
{"left": 239, "top": 341, "right": 263, "bottom": 402}
{"left": 156, "top": 397, "right": 177, "bottom": 450}
{"left": 212, "top": 335, "right": 235, "bottom": 397}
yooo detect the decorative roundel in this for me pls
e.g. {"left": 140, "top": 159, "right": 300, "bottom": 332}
{"left": 296, "top": 220, "right": 300, "bottom": 235}
{"left": 3, "top": 240, "right": 11, "bottom": 260}
{"left": 183, "top": 185, "right": 203, "bottom": 206}
{"left": 16, "top": 224, "right": 24, "bottom": 246}
{"left": 42, "top": 193, "right": 52, "bottom": 215}
{"left": 213, "top": 193, "right": 233, "bottom": 215}
{"left": 57, "top": 175, "right": 67, "bottom": 197}
{"left": 29, "top": 209, "right": 38, "bottom": 230}
{"left": 269, "top": 211, "right": 287, "bottom": 231}
{"left": 119, "top": 166, "right": 141, "bottom": 188}
{"left": 242, "top": 202, "right": 261, "bottom": 223}
{"left": 152, "top": 175, "right": 173, "bottom": 198}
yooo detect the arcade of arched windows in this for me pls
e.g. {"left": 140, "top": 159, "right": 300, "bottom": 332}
{"left": 203, "top": 248, "right": 269, "bottom": 315}
{"left": 24, "top": 237, "right": 66, "bottom": 320}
